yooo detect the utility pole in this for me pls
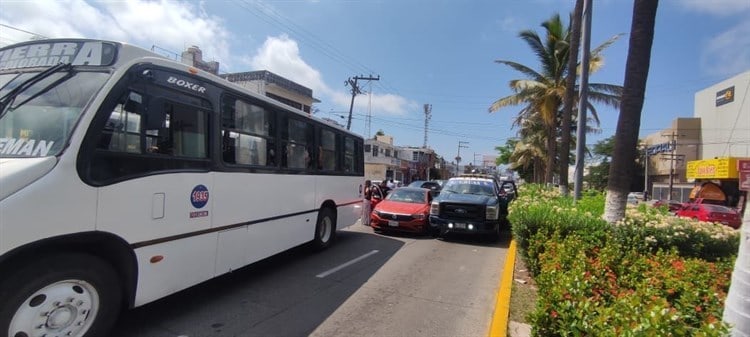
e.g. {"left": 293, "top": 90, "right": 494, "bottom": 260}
{"left": 345, "top": 75, "right": 380, "bottom": 130}
{"left": 456, "top": 141, "right": 469, "bottom": 176}
{"left": 644, "top": 149, "right": 649, "bottom": 199}
{"left": 423, "top": 104, "right": 433, "bottom": 181}
{"left": 423, "top": 104, "right": 432, "bottom": 148}
{"left": 573, "top": 0, "right": 592, "bottom": 201}
{"left": 661, "top": 131, "right": 684, "bottom": 200}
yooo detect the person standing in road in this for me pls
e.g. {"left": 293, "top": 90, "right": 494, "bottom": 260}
{"left": 362, "top": 180, "right": 372, "bottom": 226}
{"left": 380, "top": 179, "right": 391, "bottom": 196}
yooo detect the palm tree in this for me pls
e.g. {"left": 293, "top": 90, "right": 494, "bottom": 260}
{"left": 559, "top": 0, "right": 583, "bottom": 196}
{"left": 490, "top": 13, "right": 622, "bottom": 185}
{"left": 602, "top": 0, "right": 658, "bottom": 223}
{"left": 512, "top": 115, "right": 548, "bottom": 183}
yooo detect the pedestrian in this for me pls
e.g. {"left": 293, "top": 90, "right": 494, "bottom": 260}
{"left": 362, "top": 180, "right": 372, "bottom": 226}
{"left": 380, "top": 179, "right": 391, "bottom": 196}
{"left": 387, "top": 179, "right": 395, "bottom": 189}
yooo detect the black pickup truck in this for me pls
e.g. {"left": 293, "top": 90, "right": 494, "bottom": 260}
{"left": 429, "top": 174, "right": 517, "bottom": 241}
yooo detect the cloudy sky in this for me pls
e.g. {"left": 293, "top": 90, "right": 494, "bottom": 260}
{"left": 1, "top": 0, "right": 748, "bottom": 163}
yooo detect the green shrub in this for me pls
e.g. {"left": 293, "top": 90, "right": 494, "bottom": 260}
{"left": 611, "top": 205, "right": 740, "bottom": 261}
{"left": 510, "top": 185, "right": 609, "bottom": 275}
{"left": 530, "top": 235, "right": 733, "bottom": 336}
{"left": 508, "top": 184, "right": 739, "bottom": 336}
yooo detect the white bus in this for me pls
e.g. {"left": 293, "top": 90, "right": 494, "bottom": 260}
{"left": 0, "top": 39, "right": 365, "bottom": 337}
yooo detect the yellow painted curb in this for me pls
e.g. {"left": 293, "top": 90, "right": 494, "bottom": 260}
{"left": 488, "top": 239, "right": 517, "bottom": 337}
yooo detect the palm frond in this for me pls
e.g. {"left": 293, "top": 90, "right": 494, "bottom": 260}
{"left": 494, "top": 60, "right": 546, "bottom": 82}
{"left": 591, "top": 33, "right": 624, "bottom": 57}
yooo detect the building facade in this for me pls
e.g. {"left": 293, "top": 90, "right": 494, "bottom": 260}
{"left": 180, "top": 46, "right": 220, "bottom": 75}
{"left": 694, "top": 70, "right": 750, "bottom": 159}
{"left": 364, "top": 135, "right": 402, "bottom": 183}
{"left": 645, "top": 70, "right": 749, "bottom": 204}
{"left": 220, "top": 70, "right": 317, "bottom": 114}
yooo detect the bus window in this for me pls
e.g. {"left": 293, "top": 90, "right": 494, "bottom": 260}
{"left": 344, "top": 137, "right": 355, "bottom": 172}
{"left": 282, "top": 117, "right": 312, "bottom": 169}
{"left": 88, "top": 85, "right": 210, "bottom": 183}
{"left": 319, "top": 129, "right": 336, "bottom": 171}
{"left": 221, "top": 96, "right": 275, "bottom": 166}
{"left": 99, "top": 92, "right": 143, "bottom": 153}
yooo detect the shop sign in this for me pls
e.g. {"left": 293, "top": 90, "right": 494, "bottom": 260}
{"left": 716, "top": 86, "right": 735, "bottom": 107}
{"left": 686, "top": 158, "right": 738, "bottom": 179}
{"left": 739, "top": 159, "right": 750, "bottom": 191}
{"left": 646, "top": 142, "right": 674, "bottom": 156}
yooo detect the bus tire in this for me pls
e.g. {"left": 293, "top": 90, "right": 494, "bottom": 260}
{"left": 312, "top": 207, "right": 336, "bottom": 250}
{"left": 0, "top": 253, "right": 122, "bottom": 337}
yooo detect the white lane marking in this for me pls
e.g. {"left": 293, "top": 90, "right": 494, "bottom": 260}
{"left": 316, "top": 250, "right": 379, "bottom": 278}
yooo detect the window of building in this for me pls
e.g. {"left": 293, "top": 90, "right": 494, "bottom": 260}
{"left": 385, "top": 149, "right": 391, "bottom": 157}
{"left": 372, "top": 145, "right": 379, "bottom": 157}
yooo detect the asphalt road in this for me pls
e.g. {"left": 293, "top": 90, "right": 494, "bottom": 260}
{"left": 111, "top": 223, "right": 511, "bottom": 337}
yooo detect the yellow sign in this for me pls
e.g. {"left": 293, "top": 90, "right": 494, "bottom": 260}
{"left": 686, "top": 158, "right": 739, "bottom": 179}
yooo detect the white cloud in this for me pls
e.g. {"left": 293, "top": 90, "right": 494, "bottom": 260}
{"left": 678, "top": 0, "right": 750, "bottom": 16}
{"left": 701, "top": 20, "right": 750, "bottom": 77}
{"left": 0, "top": 0, "right": 231, "bottom": 67}
{"left": 0, "top": 2, "right": 415, "bottom": 116}
{"left": 249, "top": 35, "right": 415, "bottom": 115}
{"left": 249, "top": 35, "right": 330, "bottom": 96}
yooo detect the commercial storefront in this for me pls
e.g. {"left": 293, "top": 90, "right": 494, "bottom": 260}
{"left": 685, "top": 157, "right": 744, "bottom": 207}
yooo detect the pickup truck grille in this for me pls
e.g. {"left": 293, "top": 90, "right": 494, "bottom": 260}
{"left": 441, "top": 203, "right": 485, "bottom": 220}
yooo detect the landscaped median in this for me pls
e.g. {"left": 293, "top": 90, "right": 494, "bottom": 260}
{"left": 507, "top": 185, "right": 740, "bottom": 336}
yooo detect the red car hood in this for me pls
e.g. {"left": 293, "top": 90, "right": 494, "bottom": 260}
{"left": 375, "top": 200, "right": 429, "bottom": 214}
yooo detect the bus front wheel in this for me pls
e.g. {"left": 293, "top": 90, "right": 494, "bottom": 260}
{"left": 312, "top": 207, "right": 336, "bottom": 250}
{"left": 0, "top": 253, "right": 122, "bottom": 337}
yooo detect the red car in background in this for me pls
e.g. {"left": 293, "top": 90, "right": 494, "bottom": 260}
{"left": 651, "top": 199, "right": 684, "bottom": 213}
{"left": 370, "top": 187, "right": 433, "bottom": 235}
{"left": 675, "top": 203, "right": 742, "bottom": 229}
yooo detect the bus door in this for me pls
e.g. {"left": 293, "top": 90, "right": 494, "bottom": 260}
{"left": 83, "top": 69, "right": 215, "bottom": 304}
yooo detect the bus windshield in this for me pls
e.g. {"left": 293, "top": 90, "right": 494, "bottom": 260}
{"left": 0, "top": 70, "right": 109, "bottom": 157}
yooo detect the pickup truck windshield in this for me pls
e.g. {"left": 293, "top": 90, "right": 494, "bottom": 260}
{"left": 442, "top": 179, "right": 495, "bottom": 196}
{"left": 0, "top": 70, "right": 109, "bottom": 157}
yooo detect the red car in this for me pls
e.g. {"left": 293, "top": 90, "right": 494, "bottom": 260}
{"left": 370, "top": 187, "right": 433, "bottom": 234}
{"left": 651, "top": 199, "right": 683, "bottom": 212}
{"left": 675, "top": 203, "right": 742, "bottom": 229}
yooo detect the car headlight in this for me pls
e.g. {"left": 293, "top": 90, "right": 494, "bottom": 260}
{"left": 430, "top": 202, "right": 439, "bottom": 215}
{"left": 486, "top": 204, "right": 499, "bottom": 220}
{"left": 372, "top": 209, "right": 382, "bottom": 217}
{"left": 412, "top": 213, "right": 426, "bottom": 220}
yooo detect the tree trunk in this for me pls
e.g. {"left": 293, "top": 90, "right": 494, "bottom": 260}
{"left": 545, "top": 124, "right": 556, "bottom": 185}
{"left": 724, "top": 203, "right": 750, "bottom": 335}
{"left": 559, "top": 0, "right": 583, "bottom": 197}
{"left": 603, "top": 0, "right": 658, "bottom": 223}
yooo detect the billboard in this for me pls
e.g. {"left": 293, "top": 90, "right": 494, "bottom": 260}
{"left": 686, "top": 158, "right": 739, "bottom": 180}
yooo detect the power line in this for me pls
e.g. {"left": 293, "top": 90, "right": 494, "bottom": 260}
{"left": 0, "top": 23, "right": 48, "bottom": 39}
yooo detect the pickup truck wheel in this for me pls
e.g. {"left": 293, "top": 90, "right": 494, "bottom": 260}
{"left": 487, "top": 224, "right": 501, "bottom": 242}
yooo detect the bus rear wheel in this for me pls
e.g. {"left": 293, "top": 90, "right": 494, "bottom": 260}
{"left": 312, "top": 207, "right": 336, "bottom": 250}
{"left": 0, "top": 253, "right": 121, "bottom": 337}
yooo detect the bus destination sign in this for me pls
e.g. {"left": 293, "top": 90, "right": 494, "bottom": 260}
{"left": 0, "top": 40, "right": 118, "bottom": 71}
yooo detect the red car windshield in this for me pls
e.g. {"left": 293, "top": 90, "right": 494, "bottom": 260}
{"left": 703, "top": 205, "right": 735, "bottom": 213}
{"left": 386, "top": 189, "right": 427, "bottom": 204}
